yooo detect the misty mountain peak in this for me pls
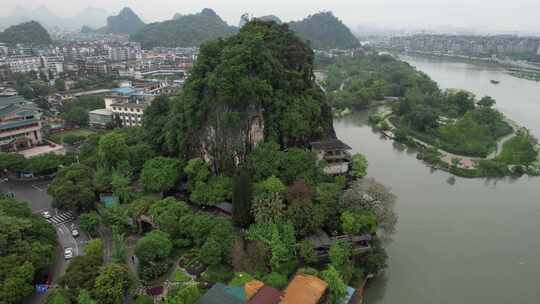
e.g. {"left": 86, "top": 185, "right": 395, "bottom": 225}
{"left": 201, "top": 8, "right": 218, "bottom": 17}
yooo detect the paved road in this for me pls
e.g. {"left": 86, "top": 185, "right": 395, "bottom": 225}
{"left": 0, "top": 179, "right": 88, "bottom": 303}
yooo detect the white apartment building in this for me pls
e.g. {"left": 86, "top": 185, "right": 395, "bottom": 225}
{"left": 6, "top": 55, "right": 41, "bottom": 73}
{"left": 41, "top": 56, "right": 64, "bottom": 75}
{"left": 104, "top": 95, "right": 148, "bottom": 127}
{"left": 108, "top": 47, "right": 140, "bottom": 62}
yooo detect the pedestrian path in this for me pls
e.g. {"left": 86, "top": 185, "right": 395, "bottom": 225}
{"left": 47, "top": 211, "right": 74, "bottom": 225}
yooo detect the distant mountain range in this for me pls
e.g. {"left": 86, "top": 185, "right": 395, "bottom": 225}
{"left": 289, "top": 12, "right": 360, "bottom": 49}
{"left": 0, "top": 21, "right": 52, "bottom": 46}
{"left": 96, "top": 7, "right": 146, "bottom": 35}
{"left": 131, "top": 8, "right": 237, "bottom": 48}
{"left": 0, "top": 6, "right": 108, "bottom": 31}
{"left": 0, "top": 6, "right": 359, "bottom": 50}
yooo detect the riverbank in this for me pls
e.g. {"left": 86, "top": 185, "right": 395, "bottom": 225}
{"left": 334, "top": 109, "right": 540, "bottom": 304}
{"left": 393, "top": 51, "right": 540, "bottom": 82}
{"left": 368, "top": 109, "right": 540, "bottom": 178}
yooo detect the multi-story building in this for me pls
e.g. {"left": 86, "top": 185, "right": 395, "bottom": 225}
{"left": 104, "top": 87, "right": 155, "bottom": 127}
{"left": 6, "top": 55, "right": 41, "bottom": 73}
{"left": 41, "top": 56, "right": 65, "bottom": 76}
{"left": 88, "top": 109, "right": 113, "bottom": 128}
{"left": 0, "top": 99, "right": 43, "bottom": 152}
{"left": 388, "top": 35, "right": 540, "bottom": 61}
{"left": 79, "top": 58, "right": 110, "bottom": 75}
{"left": 108, "top": 46, "right": 139, "bottom": 62}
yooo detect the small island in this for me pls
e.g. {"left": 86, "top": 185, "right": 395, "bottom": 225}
{"left": 322, "top": 54, "right": 540, "bottom": 178}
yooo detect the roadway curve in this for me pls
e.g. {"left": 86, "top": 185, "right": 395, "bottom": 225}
{"left": 0, "top": 179, "right": 88, "bottom": 303}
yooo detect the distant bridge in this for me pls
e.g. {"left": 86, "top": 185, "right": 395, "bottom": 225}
{"left": 141, "top": 69, "right": 187, "bottom": 76}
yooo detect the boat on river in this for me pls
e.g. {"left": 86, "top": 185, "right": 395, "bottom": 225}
{"left": 491, "top": 80, "right": 500, "bottom": 84}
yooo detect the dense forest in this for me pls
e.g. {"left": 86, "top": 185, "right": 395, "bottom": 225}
{"left": 0, "top": 21, "right": 52, "bottom": 46}
{"left": 131, "top": 9, "right": 237, "bottom": 48}
{"left": 144, "top": 20, "right": 335, "bottom": 172}
{"left": 289, "top": 12, "right": 360, "bottom": 49}
{"left": 98, "top": 7, "right": 145, "bottom": 35}
{"left": 324, "top": 54, "right": 438, "bottom": 111}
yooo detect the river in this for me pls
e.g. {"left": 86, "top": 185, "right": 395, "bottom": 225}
{"left": 333, "top": 55, "right": 540, "bottom": 304}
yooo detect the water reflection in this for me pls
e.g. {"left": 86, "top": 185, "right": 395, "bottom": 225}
{"left": 364, "top": 275, "right": 388, "bottom": 304}
{"left": 334, "top": 64, "right": 540, "bottom": 303}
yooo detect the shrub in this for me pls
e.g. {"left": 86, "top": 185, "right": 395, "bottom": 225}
{"left": 200, "top": 264, "right": 234, "bottom": 285}
{"left": 263, "top": 272, "right": 288, "bottom": 289}
{"left": 297, "top": 267, "right": 319, "bottom": 276}
{"left": 229, "top": 272, "right": 254, "bottom": 286}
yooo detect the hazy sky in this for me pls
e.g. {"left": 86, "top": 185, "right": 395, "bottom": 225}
{"left": 3, "top": 0, "right": 540, "bottom": 32}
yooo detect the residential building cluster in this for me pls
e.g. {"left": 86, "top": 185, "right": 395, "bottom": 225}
{"left": 314, "top": 48, "right": 365, "bottom": 59}
{"left": 88, "top": 80, "right": 175, "bottom": 128}
{"left": 387, "top": 35, "right": 540, "bottom": 61}
{"left": 0, "top": 40, "right": 198, "bottom": 81}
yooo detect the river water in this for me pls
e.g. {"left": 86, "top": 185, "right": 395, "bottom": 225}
{"left": 334, "top": 55, "right": 540, "bottom": 304}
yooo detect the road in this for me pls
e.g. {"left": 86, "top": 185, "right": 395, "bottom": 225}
{"left": 0, "top": 179, "right": 88, "bottom": 303}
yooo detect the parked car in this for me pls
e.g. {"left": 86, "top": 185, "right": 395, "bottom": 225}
{"left": 71, "top": 229, "right": 79, "bottom": 237}
{"left": 41, "top": 211, "right": 52, "bottom": 219}
{"left": 64, "top": 247, "right": 73, "bottom": 260}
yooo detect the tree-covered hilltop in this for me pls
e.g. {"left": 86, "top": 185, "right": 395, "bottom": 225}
{"left": 144, "top": 20, "right": 336, "bottom": 172}
{"left": 131, "top": 8, "right": 237, "bottom": 48}
{"left": 239, "top": 14, "right": 283, "bottom": 27}
{"left": 289, "top": 12, "right": 360, "bottom": 49}
{"left": 99, "top": 7, "right": 145, "bottom": 35}
{"left": 0, "top": 21, "right": 52, "bottom": 45}
{"left": 256, "top": 15, "right": 282, "bottom": 24}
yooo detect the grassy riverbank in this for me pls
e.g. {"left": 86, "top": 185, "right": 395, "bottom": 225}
{"left": 325, "top": 53, "right": 540, "bottom": 177}
{"left": 371, "top": 113, "right": 540, "bottom": 178}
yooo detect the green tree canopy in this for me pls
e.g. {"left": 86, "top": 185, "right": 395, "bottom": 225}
{"left": 135, "top": 230, "right": 173, "bottom": 265}
{"left": 97, "top": 132, "right": 129, "bottom": 170}
{"left": 0, "top": 198, "right": 56, "bottom": 304}
{"left": 350, "top": 153, "right": 368, "bottom": 179}
{"left": 320, "top": 265, "right": 348, "bottom": 304}
{"left": 341, "top": 210, "right": 378, "bottom": 235}
{"left": 48, "top": 164, "right": 96, "bottom": 212}
{"left": 232, "top": 168, "right": 254, "bottom": 227}
{"left": 140, "top": 157, "right": 182, "bottom": 193}
{"left": 92, "top": 263, "right": 134, "bottom": 304}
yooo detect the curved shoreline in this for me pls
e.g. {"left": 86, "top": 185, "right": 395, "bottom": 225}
{"left": 372, "top": 108, "right": 539, "bottom": 178}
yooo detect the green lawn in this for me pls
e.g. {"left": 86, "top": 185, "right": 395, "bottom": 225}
{"left": 49, "top": 129, "right": 95, "bottom": 144}
{"left": 496, "top": 134, "right": 538, "bottom": 165}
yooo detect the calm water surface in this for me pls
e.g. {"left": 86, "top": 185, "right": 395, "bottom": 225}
{"left": 334, "top": 56, "right": 540, "bottom": 304}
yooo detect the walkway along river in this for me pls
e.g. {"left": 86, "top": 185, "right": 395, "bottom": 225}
{"left": 334, "top": 55, "right": 540, "bottom": 304}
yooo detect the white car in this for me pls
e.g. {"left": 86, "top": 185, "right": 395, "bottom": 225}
{"left": 64, "top": 247, "right": 73, "bottom": 260}
{"left": 41, "top": 211, "right": 52, "bottom": 219}
{"left": 71, "top": 229, "right": 79, "bottom": 237}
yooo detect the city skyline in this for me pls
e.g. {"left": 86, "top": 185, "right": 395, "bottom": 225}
{"left": 2, "top": 0, "right": 540, "bottom": 33}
